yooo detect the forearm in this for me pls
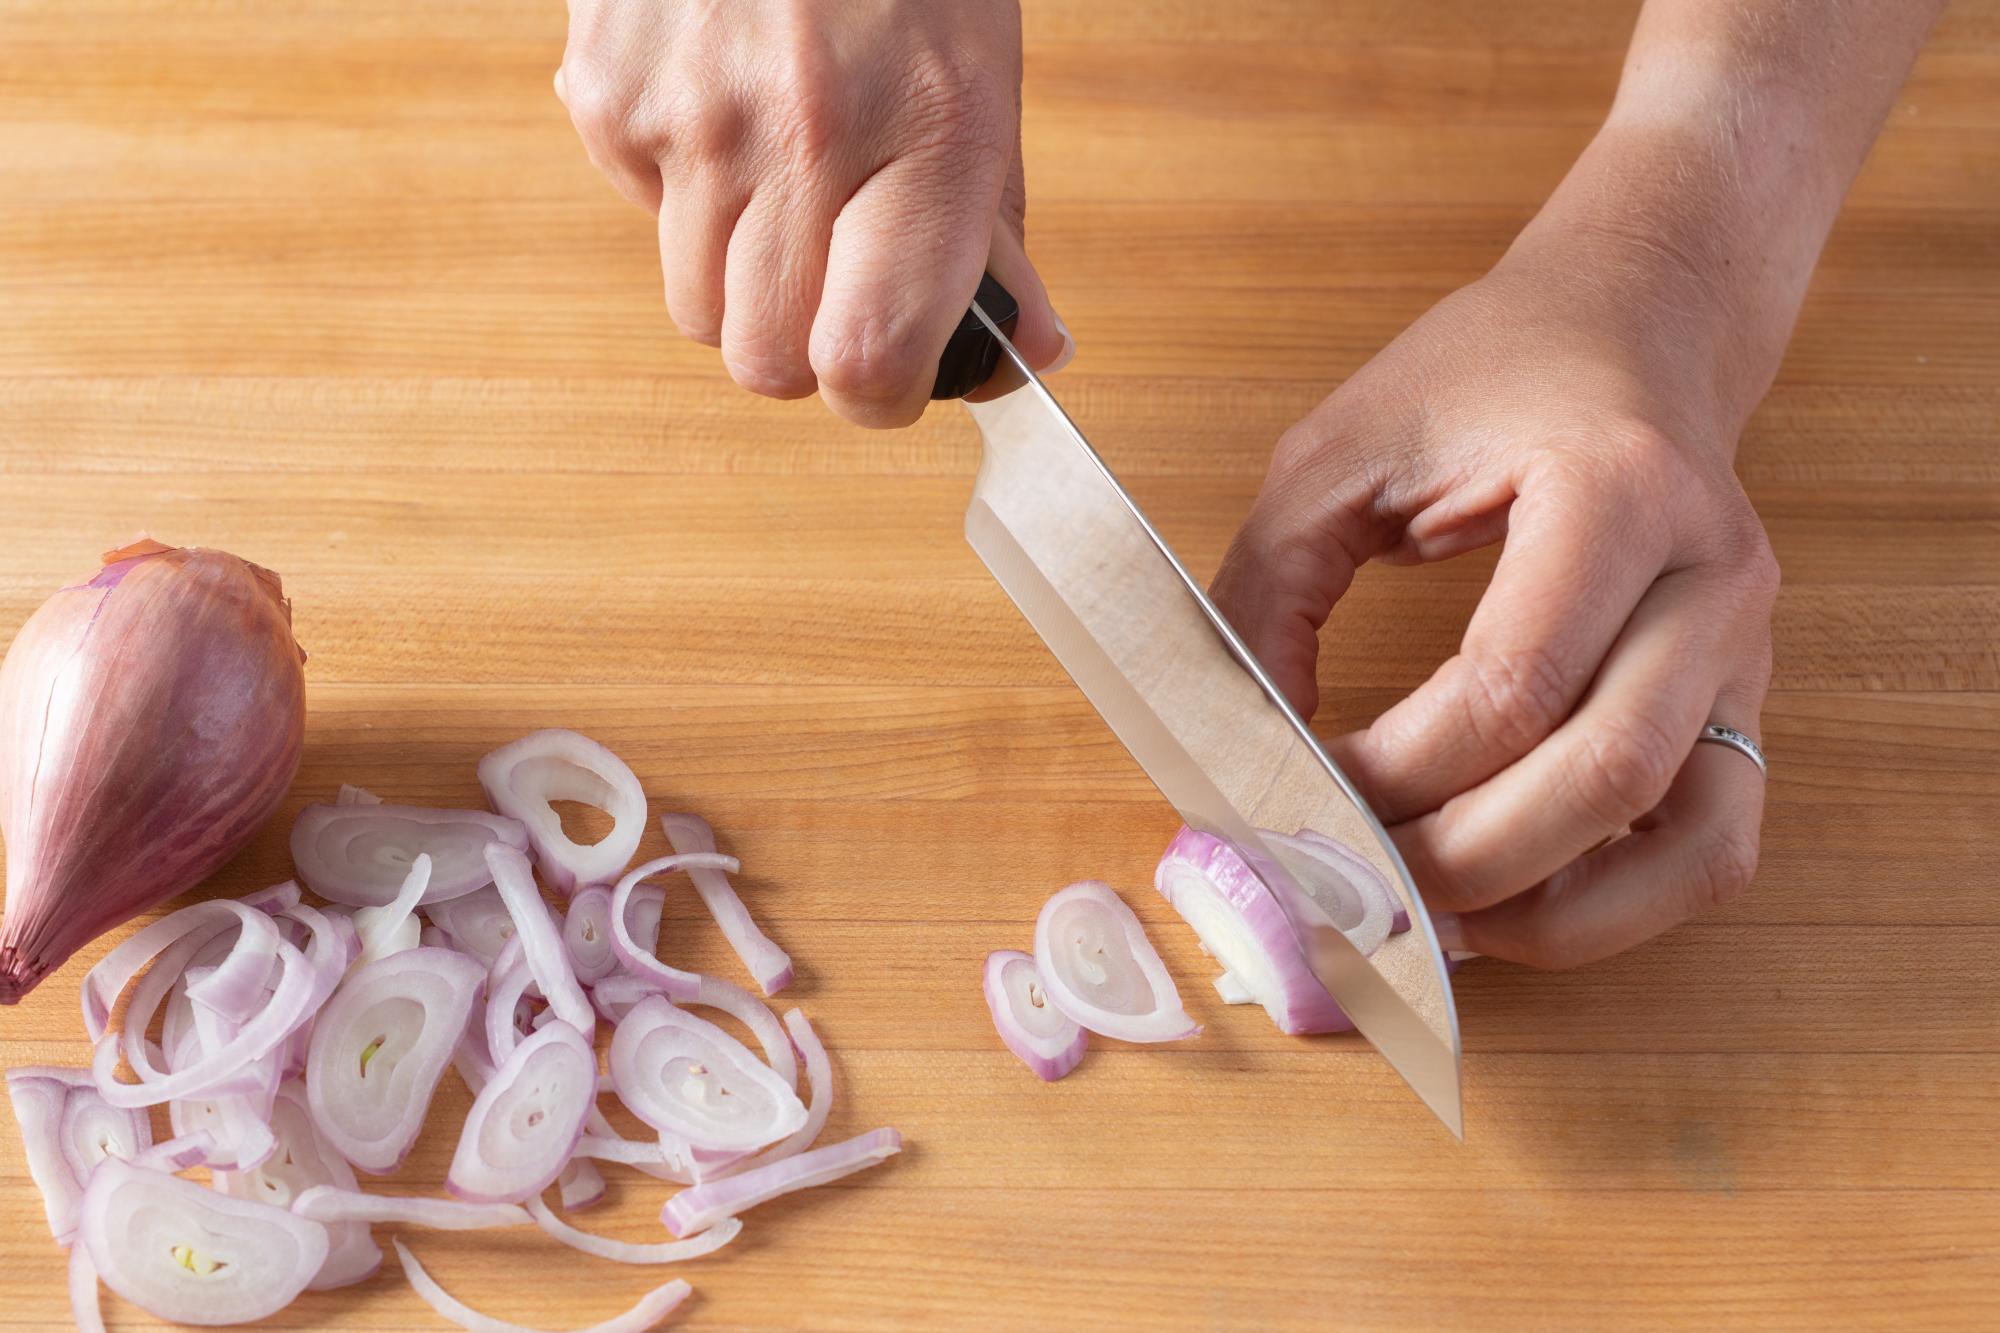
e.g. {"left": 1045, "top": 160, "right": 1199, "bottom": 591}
{"left": 1504, "top": 0, "right": 1946, "bottom": 431}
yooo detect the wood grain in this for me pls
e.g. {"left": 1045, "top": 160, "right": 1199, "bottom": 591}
{"left": 1, "top": 0, "right": 1996, "bottom": 1329}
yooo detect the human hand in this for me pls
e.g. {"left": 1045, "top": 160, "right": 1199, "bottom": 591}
{"left": 1211, "top": 144, "right": 1786, "bottom": 969}
{"left": 557, "top": 0, "right": 1069, "bottom": 426}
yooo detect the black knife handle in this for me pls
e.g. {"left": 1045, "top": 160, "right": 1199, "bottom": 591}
{"left": 930, "top": 273, "right": 1019, "bottom": 400}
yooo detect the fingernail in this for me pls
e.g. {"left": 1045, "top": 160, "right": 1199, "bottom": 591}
{"left": 1430, "top": 912, "right": 1465, "bottom": 952}
{"left": 1044, "top": 313, "right": 1075, "bottom": 375}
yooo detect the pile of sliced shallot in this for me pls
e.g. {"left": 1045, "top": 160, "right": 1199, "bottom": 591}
{"left": 986, "top": 829, "right": 1473, "bottom": 1080}
{"left": 8, "top": 728, "right": 899, "bottom": 1331}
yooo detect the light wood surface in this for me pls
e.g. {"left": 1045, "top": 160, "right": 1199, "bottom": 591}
{"left": 2, "top": 1, "right": 1997, "bottom": 1328}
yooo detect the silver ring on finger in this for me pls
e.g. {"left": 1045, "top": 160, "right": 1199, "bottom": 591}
{"left": 1696, "top": 723, "right": 1767, "bottom": 778}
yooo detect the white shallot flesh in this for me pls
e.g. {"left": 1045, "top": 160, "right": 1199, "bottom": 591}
{"left": 427, "top": 884, "right": 530, "bottom": 969}
{"left": 478, "top": 728, "right": 647, "bottom": 897}
{"left": 486, "top": 842, "right": 595, "bottom": 1038}
{"left": 396, "top": 1239, "right": 693, "bottom": 1333}
{"left": 289, "top": 802, "right": 527, "bottom": 907}
{"left": 561, "top": 885, "right": 620, "bottom": 984}
{"left": 5, "top": 1064, "right": 151, "bottom": 1245}
{"left": 609, "top": 995, "right": 808, "bottom": 1170}
{"left": 556, "top": 1157, "right": 607, "bottom": 1211}
{"left": 448, "top": 1021, "right": 595, "bottom": 1204}
{"left": 78, "top": 1157, "right": 329, "bottom": 1326}
{"left": 292, "top": 1185, "right": 533, "bottom": 1231}
{"left": 304, "top": 945, "right": 483, "bottom": 1172}
{"left": 662, "top": 1127, "right": 902, "bottom": 1238}
{"left": 350, "top": 852, "right": 431, "bottom": 965}
{"left": 1289, "top": 828, "right": 1411, "bottom": 936}
{"left": 1154, "top": 827, "right": 1351, "bottom": 1035}
{"left": 527, "top": 1197, "right": 742, "bottom": 1266}
{"left": 609, "top": 853, "right": 741, "bottom": 1003}
{"left": 210, "top": 1081, "right": 382, "bottom": 1290}
{"left": 1033, "top": 881, "right": 1198, "bottom": 1044}
{"left": 982, "top": 950, "right": 1087, "bottom": 1080}
{"left": 1265, "top": 829, "right": 1403, "bottom": 952}
{"left": 659, "top": 812, "right": 792, "bottom": 995}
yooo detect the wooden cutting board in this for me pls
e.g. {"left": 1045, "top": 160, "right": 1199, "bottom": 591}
{"left": 1, "top": 1, "right": 1996, "bottom": 1327}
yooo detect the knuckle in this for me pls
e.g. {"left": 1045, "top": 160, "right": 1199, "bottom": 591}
{"left": 811, "top": 316, "right": 929, "bottom": 406}
{"left": 722, "top": 346, "right": 816, "bottom": 400}
{"left": 1687, "top": 824, "right": 1761, "bottom": 915}
{"left": 899, "top": 56, "right": 1011, "bottom": 160}
{"left": 558, "top": 57, "right": 636, "bottom": 148}
{"left": 760, "top": 48, "right": 846, "bottom": 166}
{"left": 1570, "top": 710, "right": 1684, "bottom": 827}
{"left": 1459, "top": 645, "right": 1575, "bottom": 757}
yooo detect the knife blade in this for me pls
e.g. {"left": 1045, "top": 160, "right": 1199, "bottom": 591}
{"left": 956, "top": 299, "right": 1464, "bottom": 1136}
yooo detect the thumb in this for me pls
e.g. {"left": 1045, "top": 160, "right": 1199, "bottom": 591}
{"left": 1208, "top": 442, "right": 1377, "bottom": 721}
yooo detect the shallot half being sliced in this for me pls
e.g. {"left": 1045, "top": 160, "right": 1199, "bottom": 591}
{"left": 478, "top": 729, "right": 647, "bottom": 897}
{"left": 982, "top": 950, "right": 1087, "bottom": 1081}
{"left": 305, "top": 945, "right": 484, "bottom": 1172}
{"left": 1033, "top": 882, "right": 1198, "bottom": 1044}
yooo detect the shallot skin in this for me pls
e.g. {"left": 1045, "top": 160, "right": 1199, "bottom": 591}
{"left": 0, "top": 539, "right": 306, "bottom": 1003}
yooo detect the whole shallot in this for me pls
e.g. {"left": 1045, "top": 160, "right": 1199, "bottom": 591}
{"left": 0, "top": 538, "right": 306, "bottom": 1002}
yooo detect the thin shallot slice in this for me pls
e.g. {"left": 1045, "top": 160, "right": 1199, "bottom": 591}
{"left": 713, "top": 1009, "right": 833, "bottom": 1178}
{"left": 395, "top": 1240, "right": 692, "bottom": 1333}
{"left": 427, "top": 885, "right": 525, "bottom": 969}
{"left": 525, "top": 1197, "right": 741, "bottom": 1266}
{"left": 556, "top": 1158, "right": 607, "bottom": 1211}
{"left": 289, "top": 802, "right": 528, "bottom": 907}
{"left": 1270, "top": 829, "right": 1405, "bottom": 943}
{"left": 982, "top": 950, "right": 1087, "bottom": 1081}
{"left": 1033, "top": 882, "right": 1198, "bottom": 1044}
{"left": 304, "top": 945, "right": 484, "bottom": 1172}
{"left": 561, "top": 885, "right": 620, "bottom": 985}
{"left": 659, "top": 812, "right": 792, "bottom": 995}
{"left": 68, "top": 1245, "right": 103, "bottom": 1333}
{"left": 661, "top": 1127, "right": 901, "bottom": 1238}
{"left": 351, "top": 853, "right": 432, "bottom": 965}
{"left": 78, "top": 1157, "right": 328, "bottom": 1326}
{"left": 608, "top": 853, "right": 741, "bottom": 1003}
{"left": 5, "top": 1064, "right": 151, "bottom": 1244}
{"left": 477, "top": 729, "right": 647, "bottom": 897}
{"left": 448, "top": 1021, "right": 595, "bottom": 1204}
{"left": 609, "top": 995, "right": 808, "bottom": 1171}
{"left": 335, "top": 783, "right": 382, "bottom": 805}
{"left": 211, "top": 1081, "right": 381, "bottom": 1291}
{"left": 293, "top": 1186, "right": 532, "bottom": 1231}
{"left": 486, "top": 842, "right": 594, "bottom": 1038}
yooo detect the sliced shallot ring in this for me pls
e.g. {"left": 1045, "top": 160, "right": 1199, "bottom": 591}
{"left": 448, "top": 1021, "right": 596, "bottom": 1204}
{"left": 304, "top": 945, "right": 485, "bottom": 1172}
{"left": 485, "top": 944, "right": 542, "bottom": 1065}
{"left": 713, "top": 1009, "right": 833, "bottom": 1179}
{"left": 557, "top": 1158, "right": 607, "bottom": 1211}
{"left": 1154, "top": 828, "right": 1350, "bottom": 1035}
{"left": 6, "top": 1065, "right": 151, "bottom": 1245}
{"left": 79, "top": 1158, "right": 329, "bottom": 1326}
{"left": 477, "top": 729, "right": 647, "bottom": 897}
{"left": 293, "top": 1185, "right": 532, "bottom": 1230}
{"left": 486, "top": 842, "right": 594, "bottom": 1037}
{"left": 69, "top": 1245, "right": 105, "bottom": 1333}
{"left": 1033, "top": 881, "right": 1199, "bottom": 1044}
{"left": 659, "top": 812, "right": 793, "bottom": 995}
{"left": 608, "top": 854, "right": 740, "bottom": 1003}
{"left": 427, "top": 885, "right": 523, "bottom": 969}
{"left": 526, "top": 1197, "right": 741, "bottom": 1266}
{"left": 982, "top": 950, "right": 1087, "bottom": 1081}
{"left": 83, "top": 898, "right": 268, "bottom": 1040}
{"left": 661, "top": 1127, "right": 902, "bottom": 1238}
{"left": 336, "top": 783, "right": 383, "bottom": 805}
{"left": 289, "top": 801, "right": 529, "bottom": 907}
{"left": 561, "top": 885, "right": 620, "bottom": 985}
{"left": 182, "top": 907, "right": 281, "bottom": 1021}
{"left": 608, "top": 995, "right": 807, "bottom": 1159}
{"left": 691, "top": 973, "right": 798, "bottom": 1091}
{"left": 91, "top": 937, "right": 319, "bottom": 1107}
{"left": 352, "top": 852, "right": 433, "bottom": 964}
{"left": 589, "top": 971, "right": 660, "bottom": 1025}
{"left": 395, "top": 1240, "right": 692, "bottom": 1333}
{"left": 212, "top": 1081, "right": 382, "bottom": 1291}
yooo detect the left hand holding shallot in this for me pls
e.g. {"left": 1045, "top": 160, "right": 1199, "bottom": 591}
{"left": 0, "top": 538, "right": 307, "bottom": 1002}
